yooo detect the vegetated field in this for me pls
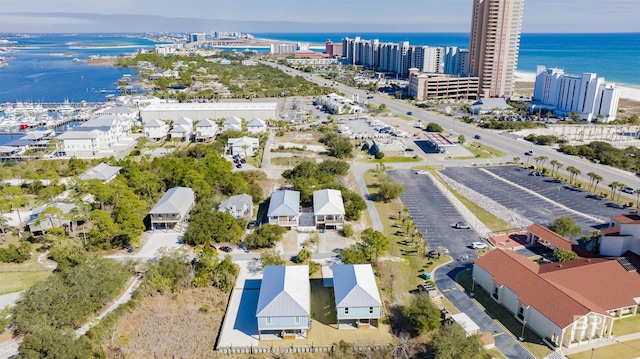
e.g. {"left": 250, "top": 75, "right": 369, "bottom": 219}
{"left": 464, "top": 142, "right": 506, "bottom": 158}
{"left": 0, "top": 237, "right": 53, "bottom": 294}
{"left": 568, "top": 338, "right": 640, "bottom": 359}
{"left": 105, "top": 286, "right": 229, "bottom": 358}
{"left": 372, "top": 156, "right": 420, "bottom": 163}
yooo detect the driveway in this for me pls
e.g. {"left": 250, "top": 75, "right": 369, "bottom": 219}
{"left": 104, "top": 230, "right": 185, "bottom": 261}
{"left": 351, "top": 164, "right": 384, "bottom": 232}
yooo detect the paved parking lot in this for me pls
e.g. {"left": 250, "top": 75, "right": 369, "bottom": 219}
{"left": 484, "top": 166, "right": 628, "bottom": 222}
{"left": 440, "top": 166, "right": 610, "bottom": 231}
{"left": 390, "top": 170, "right": 480, "bottom": 260}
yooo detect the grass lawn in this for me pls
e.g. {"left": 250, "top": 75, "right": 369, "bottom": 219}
{"left": 432, "top": 171, "right": 512, "bottom": 233}
{"left": 260, "top": 279, "right": 394, "bottom": 347}
{"left": 487, "top": 348, "right": 507, "bottom": 359}
{"left": 612, "top": 315, "right": 640, "bottom": 336}
{"left": 372, "top": 156, "right": 420, "bottom": 163}
{"left": 457, "top": 271, "right": 552, "bottom": 358}
{"left": 569, "top": 339, "right": 640, "bottom": 359}
{"left": 0, "top": 270, "right": 51, "bottom": 294}
{"left": 461, "top": 142, "right": 506, "bottom": 159}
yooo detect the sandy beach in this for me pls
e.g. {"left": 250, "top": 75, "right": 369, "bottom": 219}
{"left": 515, "top": 71, "right": 640, "bottom": 102}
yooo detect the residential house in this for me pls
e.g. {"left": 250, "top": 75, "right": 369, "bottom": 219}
{"left": 79, "top": 162, "right": 122, "bottom": 183}
{"left": 247, "top": 118, "right": 267, "bottom": 134}
{"left": 218, "top": 194, "right": 253, "bottom": 219}
{"left": 170, "top": 116, "right": 194, "bottom": 141}
{"left": 56, "top": 130, "right": 103, "bottom": 157}
{"left": 313, "top": 189, "right": 345, "bottom": 229}
{"left": 222, "top": 116, "right": 243, "bottom": 132}
{"left": 332, "top": 264, "right": 383, "bottom": 329}
{"left": 473, "top": 249, "right": 640, "bottom": 349}
{"left": 227, "top": 136, "right": 259, "bottom": 157}
{"left": 194, "top": 118, "right": 218, "bottom": 142}
{"left": 95, "top": 106, "right": 138, "bottom": 121}
{"left": 27, "top": 202, "right": 76, "bottom": 235}
{"left": 256, "top": 265, "right": 310, "bottom": 339}
{"left": 148, "top": 187, "right": 196, "bottom": 231}
{"left": 4, "top": 130, "right": 54, "bottom": 152}
{"left": 267, "top": 190, "right": 300, "bottom": 228}
{"left": 144, "top": 119, "right": 170, "bottom": 140}
{"left": 600, "top": 214, "right": 640, "bottom": 257}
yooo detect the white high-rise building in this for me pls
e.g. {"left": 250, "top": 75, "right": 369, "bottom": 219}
{"left": 533, "top": 66, "right": 620, "bottom": 122}
{"left": 444, "top": 47, "right": 470, "bottom": 75}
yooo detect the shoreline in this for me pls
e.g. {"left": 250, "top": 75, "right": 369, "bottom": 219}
{"left": 515, "top": 71, "right": 640, "bottom": 102}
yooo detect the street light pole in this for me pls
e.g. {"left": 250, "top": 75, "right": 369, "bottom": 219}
{"left": 471, "top": 277, "right": 476, "bottom": 297}
{"left": 519, "top": 320, "right": 526, "bottom": 341}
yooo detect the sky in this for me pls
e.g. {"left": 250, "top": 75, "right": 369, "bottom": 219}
{"left": 0, "top": 0, "right": 638, "bottom": 33}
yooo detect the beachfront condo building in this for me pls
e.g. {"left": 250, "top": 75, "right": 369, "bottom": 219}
{"left": 444, "top": 46, "right": 470, "bottom": 76}
{"left": 532, "top": 66, "right": 620, "bottom": 122}
{"left": 468, "top": 0, "right": 525, "bottom": 98}
{"left": 408, "top": 69, "right": 479, "bottom": 101}
{"left": 341, "top": 37, "right": 443, "bottom": 78}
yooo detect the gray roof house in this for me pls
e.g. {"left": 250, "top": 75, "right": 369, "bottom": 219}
{"left": 227, "top": 136, "right": 259, "bottom": 157}
{"left": 267, "top": 190, "right": 300, "bottom": 228}
{"left": 195, "top": 118, "right": 219, "bottom": 142}
{"left": 256, "top": 265, "right": 310, "bottom": 339}
{"left": 148, "top": 187, "right": 195, "bottom": 231}
{"left": 79, "top": 162, "right": 122, "bottom": 183}
{"left": 247, "top": 118, "right": 267, "bottom": 134}
{"left": 332, "top": 264, "right": 383, "bottom": 329}
{"left": 27, "top": 202, "right": 76, "bottom": 234}
{"left": 313, "top": 189, "right": 345, "bottom": 228}
{"left": 144, "top": 119, "right": 169, "bottom": 140}
{"left": 222, "top": 116, "right": 243, "bottom": 132}
{"left": 218, "top": 194, "right": 253, "bottom": 219}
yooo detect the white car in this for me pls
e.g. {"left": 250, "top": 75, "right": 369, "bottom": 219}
{"left": 415, "top": 170, "right": 428, "bottom": 175}
{"left": 470, "top": 242, "right": 487, "bottom": 249}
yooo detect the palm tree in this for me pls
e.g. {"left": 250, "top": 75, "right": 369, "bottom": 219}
{"left": 635, "top": 188, "right": 640, "bottom": 211}
{"left": 513, "top": 157, "right": 521, "bottom": 164}
{"left": 556, "top": 162, "right": 564, "bottom": 178}
{"left": 608, "top": 181, "right": 619, "bottom": 199}
{"left": 593, "top": 173, "right": 603, "bottom": 194}
{"left": 588, "top": 230, "right": 601, "bottom": 253}
{"left": 550, "top": 160, "right": 559, "bottom": 176}
{"left": 539, "top": 156, "right": 548, "bottom": 173}
{"left": 566, "top": 166, "right": 580, "bottom": 185}
{"left": 586, "top": 172, "right": 597, "bottom": 192}
{"left": 617, "top": 183, "right": 626, "bottom": 201}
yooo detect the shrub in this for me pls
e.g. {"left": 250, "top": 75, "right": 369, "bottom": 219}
{"left": 342, "top": 223, "right": 354, "bottom": 238}
{"left": 374, "top": 152, "right": 385, "bottom": 159}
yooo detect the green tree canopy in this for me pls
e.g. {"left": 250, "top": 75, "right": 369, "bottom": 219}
{"left": 548, "top": 216, "right": 582, "bottom": 238}
{"left": 244, "top": 224, "right": 286, "bottom": 249}
{"left": 402, "top": 294, "right": 441, "bottom": 334}
{"left": 431, "top": 322, "right": 487, "bottom": 359}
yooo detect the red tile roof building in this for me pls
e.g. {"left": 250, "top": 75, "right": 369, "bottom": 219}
{"left": 473, "top": 249, "right": 640, "bottom": 349}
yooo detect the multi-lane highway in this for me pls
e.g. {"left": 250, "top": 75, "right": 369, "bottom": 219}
{"left": 263, "top": 60, "right": 640, "bottom": 195}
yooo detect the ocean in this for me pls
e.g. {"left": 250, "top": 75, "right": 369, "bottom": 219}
{"left": 0, "top": 32, "right": 638, "bottom": 103}
{"left": 0, "top": 34, "right": 159, "bottom": 103}
{"left": 255, "top": 32, "right": 640, "bottom": 88}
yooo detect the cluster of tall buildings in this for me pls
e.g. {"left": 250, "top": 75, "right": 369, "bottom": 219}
{"left": 212, "top": 32, "right": 254, "bottom": 40}
{"left": 342, "top": 0, "right": 526, "bottom": 99}
{"left": 341, "top": 37, "right": 443, "bottom": 77}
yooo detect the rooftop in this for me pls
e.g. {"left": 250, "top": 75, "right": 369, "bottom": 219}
{"left": 256, "top": 265, "right": 310, "bottom": 317}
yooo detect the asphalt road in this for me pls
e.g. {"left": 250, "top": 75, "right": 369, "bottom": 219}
{"left": 390, "top": 169, "right": 480, "bottom": 259}
{"left": 261, "top": 60, "right": 640, "bottom": 195}
{"left": 441, "top": 166, "right": 590, "bottom": 228}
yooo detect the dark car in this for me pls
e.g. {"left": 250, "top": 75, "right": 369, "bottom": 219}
{"left": 247, "top": 220, "right": 257, "bottom": 229}
{"left": 407, "top": 111, "right": 413, "bottom": 115}
{"left": 405, "top": 148, "right": 414, "bottom": 152}
{"left": 474, "top": 135, "right": 481, "bottom": 140}
{"left": 219, "top": 246, "right": 233, "bottom": 253}
{"left": 235, "top": 163, "right": 242, "bottom": 168}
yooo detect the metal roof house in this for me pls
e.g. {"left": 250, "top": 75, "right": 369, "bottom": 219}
{"left": 218, "top": 193, "right": 253, "bottom": 219}
{"left": 227, "top": 136, "right": 259, "bottom": 157}
{"left": 247, "top": 118, "right": 267, "bottom": 134}
{"left": 144, "top": 119, "right": 169, "bottom": 141}
{"left": 79, "top": 162, "right": 122, "bottom": 183}
{"left": 222, "top": 116, "right": 243, "bottom": 132}
{"left": 256, "top": 265, "right": 310, "bottom": 339}
{"left": 267, "top": 190, "right": 300, "bottom": 228}
{"left": 332, "top": 264, "right": 383, "bottom": 329}
{"left": 195, "top": 118, "right": 219, "bottom": 142}
{"left": 27, "top": 202, "right": 76, "bottom": 235}
{"left": 313, "top": 189, "right": 345, "bottom": 229}
{"left": 148, "top": 187, "right": 195, "bottom": 231}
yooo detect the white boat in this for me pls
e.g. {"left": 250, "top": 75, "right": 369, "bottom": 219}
{"left": 72, "top": 58, "right": 81, "bottom": 63}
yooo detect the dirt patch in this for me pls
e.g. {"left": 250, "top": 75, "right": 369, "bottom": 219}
{"left": 104, "top": 287, "right": 230, "bottom": 359}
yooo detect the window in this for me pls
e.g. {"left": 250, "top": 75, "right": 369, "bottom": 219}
{"left": 266, "top": 317, "right": 271, "bottom": 324}
{"left": 369, "top": 307, "right": 374, "bottom": 314}
{"left": 517, "top": 305, "right": 524, "bottom": 320}
{"left": 295, "top": 316, "right": 300, "bottom": 324}
{"left": 345, "top": 307, "right": 349, "bottom": 314}
{"left": 492, "top": 286, "right": 499, "bottom": 300}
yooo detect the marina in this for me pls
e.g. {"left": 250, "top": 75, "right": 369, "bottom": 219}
{"left": 0, "top": 101, "right": 111, "bottom": 134}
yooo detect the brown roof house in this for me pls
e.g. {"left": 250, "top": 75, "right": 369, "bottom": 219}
{"left": 473, "top": 249, "right": 640, "bottom": 350}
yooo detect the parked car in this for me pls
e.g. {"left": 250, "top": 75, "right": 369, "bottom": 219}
{"left": 529, "top": 171, "right": 542, "bottom": 176}
{"left": 407, "top": 111, "right": 413, "bottom": 115}
{"left": 452, "top": 222, "right": 470, "bottom": 229}
{"left": 235, "top": 163, "right": 242, "bottom": 168}
{"left": 247, "top": 220, "right": 257, "bottom": 229}
{"left": 405, "top": 148, "right": 414, "bottom": 152}
{"left": 474, "top": 135, "right": 481, "bottom": 140}
{"left": 470, "top": 242, "right": 487, "bottom": 249}
{"left": 219, "top": 246, "right": 233, "bottom": 253}
{"left": 525, "top": 150, "right": 533, "bottom": 155}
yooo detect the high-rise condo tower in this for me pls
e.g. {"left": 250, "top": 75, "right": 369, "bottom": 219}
{"left": 468, "top": 0, "right": 525, "bottom": 98}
